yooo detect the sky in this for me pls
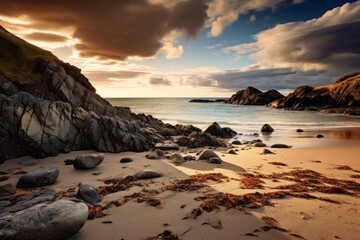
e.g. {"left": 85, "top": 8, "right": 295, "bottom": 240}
{"left": 0, "top": 0, "right": 359, "bottom": 97}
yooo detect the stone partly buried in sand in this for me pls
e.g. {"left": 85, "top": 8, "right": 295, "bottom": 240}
{"left": 77, "top": 184, "right": 102, "bottom": 204}
{"left": 208, "top": 157, "right": 222, "bottom": 164}
{"left": 0, "top": 190, "right": 88, "bottom": 240}
{"left": 73, "top": 153, "right": 104, "bottom": 169}
{"left": 120, "top": 157, "right": 134, "bottom": 163}
{"left": 270, "top": 144, "right": 292, "bottom": 148}
{"left": 16, "top": 167, "right": 59, "bottom": 188}
{"left": 261, "top": 149, "right": 275, "bottom": 155}
{"left": 146, "top": 149, "right": 166, "bottom": 159}
{"left": 198, "top": 149, "right": 219, "bottom": 160}
{"left": 253, "top": 142, "right": 267, "bottom": 147}
{"left": 0, "top": 183, "right": 16, "bottom": 198}
{"left": 135, "top": 170, "right": 162, "bottom": 179}
{"left": 169, "top": 153, "right": 185, "bottom": 165}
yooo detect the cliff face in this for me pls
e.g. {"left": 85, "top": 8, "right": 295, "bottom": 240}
{"left": 269, "top": 73, "right": 360, "bottom": 112}
{"left": 0, "top": 58, "right": 196, "bottom": 162}
{"left": 225, "top": 87, "right": 284, "bottom": 105}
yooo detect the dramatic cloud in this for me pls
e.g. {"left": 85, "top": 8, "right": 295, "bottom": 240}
{"left": 207, "top": 0, "right": 285, "bottom": 37}
{"left": 149, "top": 77, "right": 172, "bottom": 86}
{"left": 225, "top": 1, "right": 360, "bottom": 74}
{"left": 25, "top": 32, "right": 68, "bottom": 43}
{"left": 0, "top": 0, "right": 208, "bottom": 60}
{"left": 208, "top": 68, "right": 334, "bottom": 90}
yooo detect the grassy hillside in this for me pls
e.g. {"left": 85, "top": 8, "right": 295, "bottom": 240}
{"left": 0, "top": 26, "right": 59, "bottom": 85}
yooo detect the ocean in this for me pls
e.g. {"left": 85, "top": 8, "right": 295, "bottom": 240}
{"left": 107, "top": 98, "right": 360, "bottom": 136}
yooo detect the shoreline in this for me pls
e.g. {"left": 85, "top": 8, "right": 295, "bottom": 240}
{"left": 1, "top": 128, "right": 359, "bottom": 239}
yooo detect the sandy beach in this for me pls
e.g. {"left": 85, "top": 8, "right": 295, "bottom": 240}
{"left": 1, "top": 129, "right": 359, "bottom": 240}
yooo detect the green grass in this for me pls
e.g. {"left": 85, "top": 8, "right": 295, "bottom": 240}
{"left": 0, "top": 26, "right": 59, "bottom": 85}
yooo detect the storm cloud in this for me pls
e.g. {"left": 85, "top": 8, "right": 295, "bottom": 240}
{"left": 225, "top": 1, "right": 360, "bottom": 74}
{"left": 0, "top": 0, "right": 209, "bottom": 60}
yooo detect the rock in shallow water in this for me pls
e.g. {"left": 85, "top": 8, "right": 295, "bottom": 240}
{"left": 204, "top": 122, "right": 237, "bottom": 138}
{"left": 77, "top": 184, "right": 101, "bottom": 204}
{"left": 73, "top": 153, "right": 104, "bottom": 169}
{"left": 135, "top": 170, "right": 162, "bottom": 179}
{"left": 0, "top": 200, "right": 88, "bottom": 240}
{"left": 16, "top": 167, "right": 59, "bottom": 188}
{"left": 261, "top": 124, "right": 274, "bottom": 133}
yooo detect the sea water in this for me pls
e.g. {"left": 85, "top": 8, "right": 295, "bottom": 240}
{"left": 108, "top": 98, "right": 360, "bottom": 136}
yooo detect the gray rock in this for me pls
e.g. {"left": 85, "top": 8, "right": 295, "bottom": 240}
{"left": 73, "top": 153, "right": 104, "bottom": 169}
{"left": 270, "top": 144, "right": 292, "bottom": 148}
{"left": 120, "top": 157, "right": 133, "bottom": 163}
{"left": 198, "top": 149, "right": 219, "bottom": 160}
{"left": 0, "top": 200, "right": 88, "bottom": 240}
{"left": 135, "top": 170, "right": 162, "bottom": 179}
{"left": 261, "top": 149, "right": 275, "bottom": 155}
{"left": 204, "top": 122, "right": 237, "bottom": 138}
{"left": 261, "top": 124, "right": 274, "bottom": 133}
{"left": 0, "top": 190, "right": 56, "bottom": 217}
{"left": 242, "top": 140, "right": 249, "bottom": 145}
{"left": 208, "top": 157, "right": 222, "bottom": 164}
{"left": 254, "top": 142, "right": 267, "bottom": 147}
{"left": 18, "top": 159, "right": 39, "bottom": 166}
{"left": 253, "top": 133, "right": 259, "bottom": 136}
{"left": 64, "top": 159, "right": 74, "bottom": 165}
{"left": 0, "top": 184, "right": 16, "bottom": 198}
{"left": 16, "top": 167, "right": 59, "bottom": 188}
{"left": 226, "top": 149, "right": 237, "bottom": 155}
{"left": 169, "top": 154, "right": 185, "bottom": 165}
{"left": 316, "top": 134, "right": 324, "bottom": 138}
{"left": 231, "top": 140, "right": 241, "bottom": 145}
{"left": 77, "top": 184, "right": 101, "bottom": 204}
{"left": 296, "top": 129, "right": 304, "bottom": 132}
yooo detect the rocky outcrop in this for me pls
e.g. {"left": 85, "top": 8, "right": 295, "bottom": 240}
{"left": 0, "top": 57, "right": 196, "bottom": 162}
{"left": 225, "top": 87, "right": 284, "bottom": 105}
{"left": 189, "top": 99, "right": 226, "bottom": 103}
{"left": 269, "top": 73, "right": 360, "bottom": 112}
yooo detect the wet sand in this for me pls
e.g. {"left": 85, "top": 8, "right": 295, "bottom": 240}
{"left": 1, "top": 129, "right": 359, "bottom": 240}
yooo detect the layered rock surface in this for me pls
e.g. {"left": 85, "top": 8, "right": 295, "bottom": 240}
{"left": 0, "top": 58, "right": 194, "bottom": 162}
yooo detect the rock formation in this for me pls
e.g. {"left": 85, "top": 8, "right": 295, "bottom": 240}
{"left": 225, "top": 87, "right": 284, "bottom": 105}
{"left": 0, "top": 26, "right": 201, "bottom": 162}
{"left": 269, "top": 73, "right": 360, "bottom": 114}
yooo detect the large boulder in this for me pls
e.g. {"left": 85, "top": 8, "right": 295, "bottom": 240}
{"left": 16, "top": 167, "right": 59, "bottom": 188}
{"left": 0, "top": 199, "right": 88, "bottom": 240}
{"left": 204, "top": 122, "right": 237, "bottom": 138}
{"left": 198, "top": 149, "right": 219, "bottom": 160}
{"left": 73, "top": 153, "right": 104, "bottom": 169}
